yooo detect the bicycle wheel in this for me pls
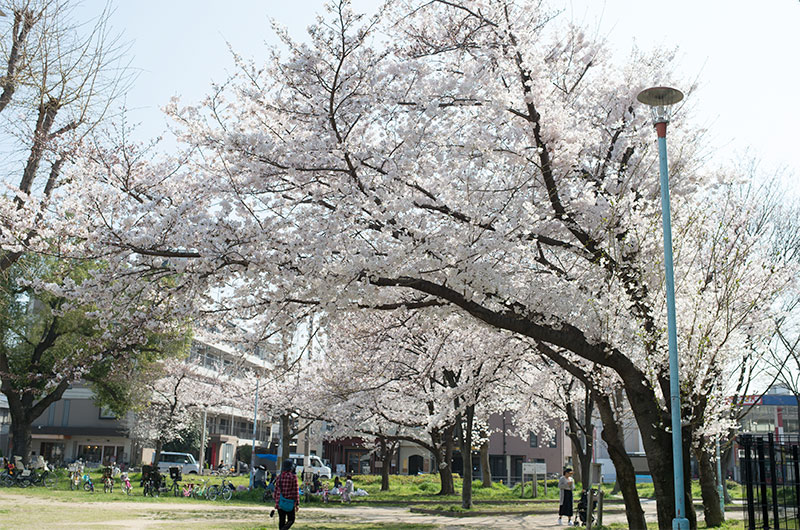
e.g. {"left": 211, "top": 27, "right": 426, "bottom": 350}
{"left": 43, "top": 473, "right": 57, "bottom": 489}
{"left": 84, "top": 482, "right": 92, "bottom": 492}
{"left": 19, "top": 478, "right": 31, "bottom": 488}
{"left": 219, "top": 487, "right": 232, "bottom": 502}
{"left": 172, "top": 482, "right": 180, "bottom": 497}
{"left": 206, "top": 485, "right": 218, "bottom": 501}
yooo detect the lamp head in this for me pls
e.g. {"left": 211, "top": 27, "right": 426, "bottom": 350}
{"left": 637, "top": 86, "right": 683, "bottom": 124}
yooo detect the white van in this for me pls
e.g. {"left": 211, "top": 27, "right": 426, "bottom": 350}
{"left": 155, "top": 452, "right": 200, "bottom": 474}
{"left": 290, "top": 454, "right": 331, "bottom": 478}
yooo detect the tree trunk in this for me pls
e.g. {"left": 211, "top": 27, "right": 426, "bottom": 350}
{"left": 3, "top": 380, "right": 70, "bottom": 467}
{"left": 622, "top": 378, "right": 697, "bottom": 530}
{"left": 456, "top": 404, "right": 475, "bottom": 509}
{"left": 480, "top": 439, "right": 491, "bottom": 487}
{"left": 641, "top": 424, "right": 689, "bottom": 530}
{"left": 9, "top": 421, "right": 32, "bottom": 466}
{"left": 694, "top": 440, "right": 723, "bottom": 527}
{"left": 279, "top": 414, "right": 291, "bottom": 463}
{"left": 594, "top": 394, "right": 646, "bottom": 530}
{"left": 435, "top": 426, "right": 456, "bottom": 495}
{"left": 571, "top": 442, "right": 583, "bottom": 484}
{"left": 380, "top": 454, "right": 391, "bottom": 491}
{"left": 379, "top": 438, "right": 393, "bottom": 491}
{"left": 154, "top": 439, "right": 164, "bottom": 468}
{"left": 565, "top": 399, "right": 586, "bottom": 486}
{"left": 610, "top": 479, "right": 621, "bottom": 495}
{"left": 582, "top": 395, "right": 594, "bottom": 488}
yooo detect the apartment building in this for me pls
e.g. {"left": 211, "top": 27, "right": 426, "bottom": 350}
{"left": 3, "top": 336, "right": 276, "bottom": 467}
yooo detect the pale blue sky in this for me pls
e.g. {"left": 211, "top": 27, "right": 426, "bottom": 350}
{"left": 83, "top": 0, "right": 800, "bottom": 179}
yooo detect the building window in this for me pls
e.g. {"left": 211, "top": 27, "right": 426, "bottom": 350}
{"left": 529, "top": 432, "right": 538, "bottom": 448}
{"left": 77, "top": 444, "right": 102, "bottom": 464}
{"left": 61, "top": 400, "right": 70, "bottom": 426}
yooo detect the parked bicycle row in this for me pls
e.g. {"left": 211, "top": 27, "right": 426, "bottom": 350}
{"left": 140, "top": 466, "right": 236, "bottom": 500}
{"left": 64, "top": 464, "right": 235, "bottom": 501}
{"left": 1, "top": 456, "right": 57, "bottom": 489}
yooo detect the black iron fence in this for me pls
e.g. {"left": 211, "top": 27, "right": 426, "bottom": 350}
{"left": 739, "top": 433, "right": 800, "bottom": 529}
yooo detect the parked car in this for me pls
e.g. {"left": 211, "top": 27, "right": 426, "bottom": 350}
{"left": 290, "top": 454, "right": 331, "bottom": 479}
{"left": 155, "top": 452, "right": 200, "bottom": 474}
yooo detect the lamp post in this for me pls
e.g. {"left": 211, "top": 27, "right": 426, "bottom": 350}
{"left": 716, "top": 436, "right": 724, "bottom": 516}
{"left": 636, "top": 85, "right": 689, "bottom": 530}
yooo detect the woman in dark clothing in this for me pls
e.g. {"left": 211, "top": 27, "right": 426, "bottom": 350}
{"left": 558, "top": 467, "right": 575, "bottom": 525}
{"left": 273, "top": 459, "right": 300, "bottom": 530}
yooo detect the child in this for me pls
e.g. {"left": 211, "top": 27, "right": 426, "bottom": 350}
{"left": 341, "top": 474, "right": 354, "bottom": 503}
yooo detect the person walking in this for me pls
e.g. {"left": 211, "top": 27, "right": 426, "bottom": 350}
{"left": 558, "top": 467, "right": 575, "bottom": 526}
{"left": 273, "top": 459, "right": 300, "bottom": 529}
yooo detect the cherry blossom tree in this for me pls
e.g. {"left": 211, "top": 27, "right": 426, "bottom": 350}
{"left": 318, "top": 307, "right": 528, "bottom": 507}
{"left": 132, "top": 355, "right": 259, "bottom": 465}
{"left": 62, "top": 1, "right": 796, "bottom": 527}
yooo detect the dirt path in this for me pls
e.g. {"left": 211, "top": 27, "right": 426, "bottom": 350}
{"left": 0, "top": 490, "right": 744, "bottom": 529}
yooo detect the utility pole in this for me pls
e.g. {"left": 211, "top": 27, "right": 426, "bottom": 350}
{"left": 249, "top": 378, "right": 259, "bottom": 489}
{"left": 199, "top": 408, "right": 207, "bottom": 475}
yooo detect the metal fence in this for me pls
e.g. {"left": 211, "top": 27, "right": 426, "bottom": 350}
{"left": 739, "top": 433, "right": 800, "bottom": 530}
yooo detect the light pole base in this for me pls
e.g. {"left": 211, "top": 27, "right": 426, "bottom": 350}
{"left": 672, "top": 517, "right": 690, "bottom": 529}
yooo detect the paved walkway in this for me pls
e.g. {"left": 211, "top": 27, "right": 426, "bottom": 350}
{"left": 303, "top": 499, "right": 744, "bottom": 528}
{"left": 0, "top": 490, "right": 744, "bottom": 529}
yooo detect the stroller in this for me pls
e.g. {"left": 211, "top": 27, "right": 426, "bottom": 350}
{"left": 577, "top": 488, "right": 598, "bottom": 526}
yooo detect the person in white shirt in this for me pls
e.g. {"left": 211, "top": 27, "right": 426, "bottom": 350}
{"left": 558, "top": 467, "right": 575, "bottom": 525}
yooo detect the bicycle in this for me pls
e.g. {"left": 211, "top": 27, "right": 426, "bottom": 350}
{"left": 28, "top": 466, "right": 57, "bottom": 488}
{"left": 181, "top": 481, "right": 195, "bottom": 497}
{"left": 3, "top": 464, "right": 32, "bottom": 488}
{"left": 82, "top": 473, "right": 95, "bottom": 492}
{"left": 120, "top": 472, "right": 132, "bottom": 496}
{"left": 145, "top": 471, "right": 168, "bottom": 497}
{"left": 192, "top": 478, "right": 217, "bottom": 500}
{"left": 210, "top": 478, "right": 235, "bottom": 501}
{"left": 102, "top": 467, "right": 114, "bottom": 493}
{"left": 168, "top": 467, "right": 183, "bottom": 497}
{"left": 68, "top": 462, "right": 84, "bottom": 490}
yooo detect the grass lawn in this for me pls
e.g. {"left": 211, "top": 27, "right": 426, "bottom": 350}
{"left": 8, "top": 469, "right": 745, "bottom": 511}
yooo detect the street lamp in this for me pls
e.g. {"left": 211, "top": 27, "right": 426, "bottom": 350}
{"left": 637, "top": 85, "right": 690, "bottom": 530}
